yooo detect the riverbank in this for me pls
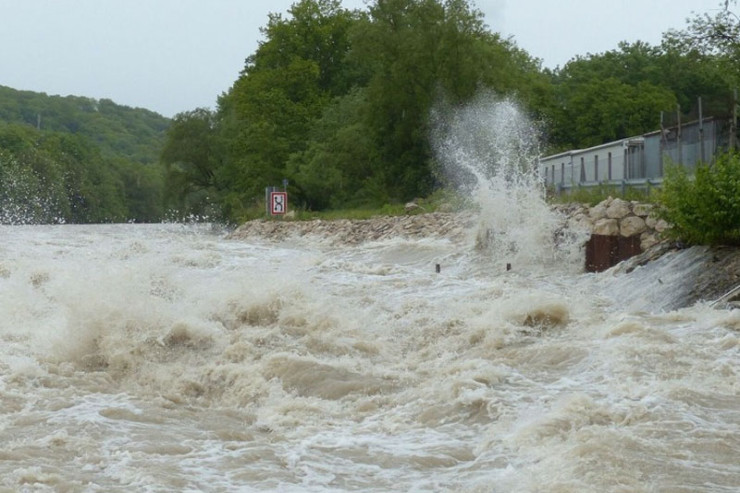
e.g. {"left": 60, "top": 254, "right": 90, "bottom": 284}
{"left": 228, "top": 211, "right": 476, "bottom": 245}
{"left": 229, "top": 197, "right": 664, "bottom": 249}
{"left": 229, "top": 200, "right": 740, "bottom": 309}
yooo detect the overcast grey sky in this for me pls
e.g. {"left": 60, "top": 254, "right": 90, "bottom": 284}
{"left": 0, "top": 0, "right": 725, "bottom": 117}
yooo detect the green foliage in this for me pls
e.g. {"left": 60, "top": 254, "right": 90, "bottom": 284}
{"left": 663, "top": 0, "right": 740, "bottom": 86}
{"left": 546, "top": 38, "right": 732, "bottom": 151}
{"left": 167, "top": 0, "right": 548, "bottom": 222}
{"left": 113, "top": 158, "right": 165, "bottom": 222}
{"left": 0, "top": 85, "right": 169, "bottom": 164}
{"left": 657, "top": 152, "right": 740, "bottom": 245}
{"left": 208, "top": 0, "right": 360, "bottom": 220}
{"left": 160, "top": 108, "right": 219, "bottom": 218}
{"left": 554, "top": 77, "right": 676, "bottom": 148}
{"left": 351, "top": 0, "right": 542, "bottom": 201}
{"left": 158, "top": 0, "right": 740, "bottom": 223}
{"left": 0, "top": 86, "right": 168, "bottom": 223}
{"left": 0, "top": 122, "right": 163, "bottom": 224}
{"left": 286, "top": 87, "right": 381, "bottom": 209}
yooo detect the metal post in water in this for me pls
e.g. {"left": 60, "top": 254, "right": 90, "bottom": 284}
{"left": 435, "top": 264, "right": 441, "bottom": 274}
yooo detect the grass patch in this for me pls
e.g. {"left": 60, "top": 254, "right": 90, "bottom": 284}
{"left": 547, "top": 183, "right": 658, "bottom": 206}
{"left": 237, "top": 189, "right": 474, "bottom": 222}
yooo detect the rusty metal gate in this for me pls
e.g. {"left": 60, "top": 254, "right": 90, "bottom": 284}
{"left": 585, "top": 234, "right": 642, "bottom": 272}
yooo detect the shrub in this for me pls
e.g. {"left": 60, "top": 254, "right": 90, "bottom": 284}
{"left": 657, "top": 152, "right": 740, "bottom": 245}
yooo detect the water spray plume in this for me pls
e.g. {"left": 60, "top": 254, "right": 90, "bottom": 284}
{"left": 432, "top": 92, "right": 586, "bottom": 270}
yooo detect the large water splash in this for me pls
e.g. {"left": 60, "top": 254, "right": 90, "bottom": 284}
{"left": 431, "top": 93, "right": 585, "bottom": 271}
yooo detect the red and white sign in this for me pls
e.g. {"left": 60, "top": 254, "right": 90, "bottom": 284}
{"left": 269, "top": 191, "right": 287, "bottom": 215}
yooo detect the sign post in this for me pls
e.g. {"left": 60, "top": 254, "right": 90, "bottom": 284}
{"left": 269, "top": 191, "right": 287, "bottom": 216}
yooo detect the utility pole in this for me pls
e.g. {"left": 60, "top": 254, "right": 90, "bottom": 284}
{"left": 699, "top": 97, "right": 705, "bottom": 163}
{"left": 659, "top": 110, "right": 666, "bottom": 176}
{"left": 732, "top": 88, "right": 738, "bottom": 151}
{"left": 677, "top": 104, "right": 682, "bottom": 166}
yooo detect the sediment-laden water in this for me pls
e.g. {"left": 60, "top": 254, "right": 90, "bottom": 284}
{"left": 0, "top": 222, "right": 738, "bottom": 492}
{"left": 2, "top": 95, "right": 738, "bottom": 491}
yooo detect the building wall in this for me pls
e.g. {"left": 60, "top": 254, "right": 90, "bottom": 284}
{"left": 540, "top": 118, "right": 722, "bottom": 188}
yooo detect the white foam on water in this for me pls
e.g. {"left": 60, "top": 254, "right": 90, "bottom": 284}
{"left": 2, "top": 97, "right": 740, "bottom": 492}
{"left": 0, "top": 223, "right": 738, "bottom": 491}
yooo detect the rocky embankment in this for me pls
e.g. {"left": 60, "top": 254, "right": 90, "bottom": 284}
{"left": 228, "top": 212, "right": 476, "bottom": 245}
{"left": 554, "top": 197, "right": 669, "bottom": 252}
{"left": 229, "top": 197, "right": 666, "bottom": 249}
{"left": 229, "top": 199, "right": 740, "bottom": 308}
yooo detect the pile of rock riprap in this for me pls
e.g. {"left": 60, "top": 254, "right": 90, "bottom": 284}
{"left": 228, "top": 212, "right": 475, "bottom": 245}
{"left": 229, "top": 198, "right": 669, "bottom": 249}
{"left": 553, "top": 197, "right": 670, "bottom": 251}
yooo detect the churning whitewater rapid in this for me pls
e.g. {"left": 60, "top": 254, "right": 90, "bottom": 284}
{"left": 1, "top": 97, "right": 738, "bottom": 492}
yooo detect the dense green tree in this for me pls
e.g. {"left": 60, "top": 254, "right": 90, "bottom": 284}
{"left": 35, "top": 132, "right": 128, "bottom": 222}
{"left": 347, "top": 0, "right": 543, "bottom": 201}
{"left": 251, "top": 0, "right": 361, "bottom": 96}
{"left": 212, "top": 0, "right": 361, "bottom": 218}
{"left": 552, "top": 77, "right": 676, "bottom": 148}
{"left": 547, "top": 37, "right": 733, "bottom": 150}
{"left": 0, "top": 86, "right": 169, "bottom": 164}
{"left": 113, "top": 158, "right": 164, "bottom": 222}
{"left": 0, "top": 147, "right": 68, "bottom": 224}
{"left": 286, "top": 87, "right": 380, "bottom": 209}
{"left": 0, "top": 86, "right": 169, "bottom": 223}
{"left": 0, "top": 122, "right": 162, "bottom": 224}
{"left": 161, "top": 108, "right": 220, "bottom": 217}
{"left": 185, "top": 0, "right": 548, "bottom": 219}
{"left": 664, "top": 0, "right": 740, "bottom": 85}
{"left": 160, "top": 0, "right": 739, "bottom": 221}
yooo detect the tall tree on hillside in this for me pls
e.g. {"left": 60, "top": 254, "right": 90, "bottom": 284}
{"left": 546, "top": 39, "right": 732, "bottom": 150}
{"left": 286, "top": 87, "right": 380, "bottom": 209}
{"left": 215, "top": 0, "right": 360, "bottom": 218}
{"left": 165, "top": 0, "right": 547, "bottom": 218}
{"left": 0, "top": 85, "right": 168, "bottom": 222}
{"left": 161, "top": 108, "right": 219, "bottom": 217}
{"left": 349, "top": 0, "right": 542, "bottom": 202}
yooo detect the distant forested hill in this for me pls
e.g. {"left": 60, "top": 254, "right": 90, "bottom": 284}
{"left": 0, "top": 85, "right": 170, "bottom": 223}
{"left": 0, "top": 85, "right": 169, "bottom": 164}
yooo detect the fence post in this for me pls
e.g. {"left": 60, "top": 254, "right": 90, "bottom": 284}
{"left": 699, "top": 96, "right": 705, "bottom": 163}
{"left": 732, "top": 88, "right": 738, "bottom": 151}
{"left": 677, "top": 104, "right": 682, "bottom": 166}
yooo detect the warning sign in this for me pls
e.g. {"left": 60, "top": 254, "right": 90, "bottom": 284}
{"left": 269, "top": 191, "right": 287, "bottom": 215}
